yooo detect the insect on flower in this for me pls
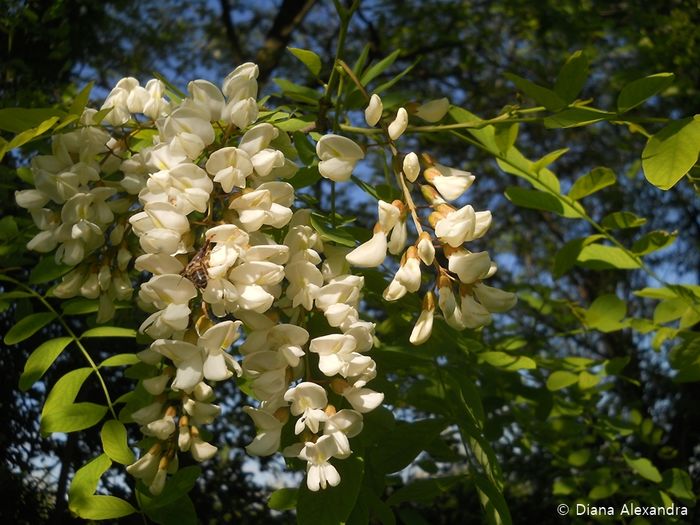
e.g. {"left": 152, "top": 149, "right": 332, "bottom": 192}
{"left": 180, "top": 239, "right": 212, "bottom": 289}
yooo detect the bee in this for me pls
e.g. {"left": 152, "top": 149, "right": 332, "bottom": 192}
{"left": 180, "top": 239, "right": 212, "bottom": 290}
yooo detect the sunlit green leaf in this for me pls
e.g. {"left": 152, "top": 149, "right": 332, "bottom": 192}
{"left": 546, "top": 371, "right": 579, "bottom": 391}
{"left": 601, "top": 211, "right": 647, "bottom": 230}
{"left": 479, "top": 351, "right": 536, "bottom": 371}
{"left": 287, "top": 47, "right": 322, "bottom": 76}
{"left": 4, "top": 311, "right": 56, "bottom": 345}
{"left": 268, "top": 488, "right": 298, "bottom": 511}
{"left": 19, "top": 337, "right": 72, "bottom": 391}
{"left": 624, "top": 454, "right": 662, "bottom": 483}
{"left": 576, "top": 244, "right": 641, "bottom": 270}
{"left": 568, "top": 167, "right": 616, "bottom": 200}
{"left": 642, "top": 117, "right": 700, "bottom": 190}
{"left": 585, "top": 294, "right": 626, "bottom": 333}
{"left": 554, "top": 50, "right": 588, "bottom": 103}
{"left": 81, "top": 326, "right": 137, "bottom": 338}
{"left": 617, "top": 73, "right": 675, "bottom": 113}
{"left": 101, "top": 420, "right": 135, "bottom": 465}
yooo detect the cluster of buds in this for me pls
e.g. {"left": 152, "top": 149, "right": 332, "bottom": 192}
{"left": 337, "top": 94, "right": 516, "bottom": 343}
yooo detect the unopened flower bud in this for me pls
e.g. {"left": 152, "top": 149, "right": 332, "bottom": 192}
{"left": 416, "top": 232, "right": 435, "bottom": 265}
{"left": 403, "top": 152, "right": 420, "bottom": 182}
{"left": 388, "top": 107, "right": 408, "bottom": 140}
{"left": 364, "top": 94, "right": 383, "bottom": 127}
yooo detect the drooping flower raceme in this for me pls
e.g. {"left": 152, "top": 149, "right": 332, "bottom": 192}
{"left": 14, "top": 59, "right": 515, "bottom": 502}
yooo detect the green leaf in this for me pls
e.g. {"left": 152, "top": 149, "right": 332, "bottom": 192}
{"left": 601, "top": 211, "right": 647, "bottom": 230}
{"left": 386, "top": 476, "right": 462, "bottom": 506}
{"left": 145, "top": 495, "right": 197, "bottom": 525}
{"left": 297, "top": 456, "right": 364, "bottom": 525}
{"left": 43, "top": 367, "right": 93, "bottom": 411}
{"left": 6, "top": 116, "right": 60, "bottom": 150}
{"left": 71, "top": 496, "right": 136, "bottom": 520}
{"left": 576, "top": 244, "right": 641, "bottom": 270}
{"left": 4, "top": 311, "right": 57, "bottom": 345}
{"left": 632, "top": 230, "right": 676, "bottom": 256}
{"left": 41, "top": 403, "right": 108, "bottom": 434}
{"left": 268, "top": 487, "right": 298, "bottom": 511}
{"left": 642, "top": 117, "right": 700, "bottom": 190}
{"left": 569, "top": 167, "right": 616, "bottom": 200}
{"left": 292, "top": 131, "right": 317, "bottom": 165}
{"left": 70, "top": 453, "right": 136, "bottom": 519}
{"left": 478, "top": 351, "right": 536, "bottom": 371}
{"left": 101, "top": 420, "right": 135, "bottom": 465}
{"left": 617, "top": 73, "right": 675, "bottom": 113}
{"left": 567, "top": 449, "right": 591, "bottom": 467}
{"left": 374, "top": 59, "right": 419, "bottom": 94}
{"left": 505, "top": 186, "right": 568, "bottom": 215}
{"left": 360, "top": 49, "right": 401, "bottom": 85}
{"left": 100, "top": 354, "right": 140, "bottom": 367}
{"left": 370, "top": 419, "right": 447, "bottom": 474}
{"left": 544, "top": 107, "right": 614, "bottom": 128}
{"left": 0, "top": 108, "right": 65, "bottom": 133}
{"left": 624, "top": 454, "right": 662, "bottom": 483}
{"left": 81, "top": 326, "right": 137, "bottom": 338}
{"left": 62, "top": 298, "right": 100, "bottom": 315}
{"left": 493, "top": 123, "right": 519, "bottom": 154}
{"left": 275, "top": 117, "right": 315, "bottom": 132}
{"left": 504, "top": 73, "right": 565, "bottom": 111}
{"left": 352, "top": 44, "right": 371, "bottom": 75}
{"left": 19, "top": 337, "right": 72, "bottom": 391}
{"left": 532, "top": 148, "right": 569, "bottom": 173}
{"left": 552, "top": 235, "right": 603, "bottom": 278}
{"left": 546, "top": 371, "right": 579, "bottom": 391}
{"left": 474, "top": 474, "right": 512, "bottom": 525}
{"left": 578, "top": 371, "right": 600, "bottom": 389}
{"left": 287, "top": 47, "right": 322, "bottom": 76}
{"left": 661, "top": 468, "right": 694, "bottom": 500}
{"left": 273, "top": 79, "right": 321, "bottom": 104}
{"left": 554, "top": 50, "right": 588, "bottom": 103}
{"left": 309, "top": 214, "right": 356, "bottom": 247}
{"left": 289, "top": 166, "right": 321, "bottom": 189}
{"left": 585, "top": 294, "right": 627, "bottom": 333}
{"left": 29, "top": 256, "right": 73, "bottom": 284}
{"left": 69, "top": 82, "right": 94, "bottom": 115}
{"left": 69, "top": 453, "right": 112, "bottom": 501}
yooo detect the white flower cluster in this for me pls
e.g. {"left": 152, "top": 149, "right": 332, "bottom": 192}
{"left": 119, "top": 63, "right": 385, "bottom": 494}
{"left": 15, "top": 60, "right": 516, "bottom": 498}
{"left": 13, "top": 62, "right": 383, "bottom": 495}
{"left": 15, "top": 107, "right": 136, "bottom": 322}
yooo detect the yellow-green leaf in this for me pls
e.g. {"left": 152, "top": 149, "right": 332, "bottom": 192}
{"left": 4, "top": 312, "right": 57, "bottom": 345}
{"left": 287, "top": 47, "right": 322, "bottom": 76}
{"left": 576, "top": 244, "right": 641, "bottom": 270}
{"left": 624, "top": 454, "right": 662, "bottom": 483}
{"left": 101, "top": 420, "right": 135, "bottom": 465}
{"left": 569, "top": 167, "right": 616, "bottom": 200}
{"left": 642, "top": 117, "right": 700, "bottom": 190}
{"left": 618, "top": 73, "right": 675, "bottom": 113}
{"left": 19, "top": 337, "right": 72, "bottom": 391}
{"left": 546, "top": 371, "right": 578, "bottom": 391}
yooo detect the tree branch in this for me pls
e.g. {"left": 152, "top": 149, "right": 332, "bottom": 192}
{"left": 255, "top": 0, "right": 318, "bottom": 83}
{"left": 219, "top": 0, "right": 243, "bottom": 63}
